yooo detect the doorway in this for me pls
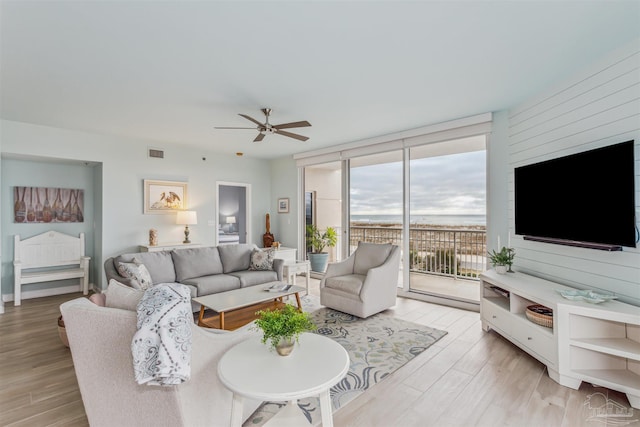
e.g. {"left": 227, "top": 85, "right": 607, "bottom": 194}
{"left": 216, "top": 182, "right": 251, "bottom": 245}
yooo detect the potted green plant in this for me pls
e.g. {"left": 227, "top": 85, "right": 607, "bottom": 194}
{"left": 488, "top": 246, "right": 515, "bottom": 274}
{"left": 254, "top": 304, "right": 317, "bottom": 356}
{"left": 306, "top": 224, "right": 338, "bottom": 273}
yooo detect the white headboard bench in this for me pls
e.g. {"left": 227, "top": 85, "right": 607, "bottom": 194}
{"left": 13, "top": 231, "right": 90, "bottom": 306}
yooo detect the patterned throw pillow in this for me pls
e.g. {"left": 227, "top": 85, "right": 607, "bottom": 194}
{"left": 117, "top": 260, "right": 153, "bottom": 290}
{"left": 249, "top": 248, "right": 275, "bottom": 271}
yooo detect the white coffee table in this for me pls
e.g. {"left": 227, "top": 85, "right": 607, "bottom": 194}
{"left": 193, "top": 283, "right": 304, "bottom": 330}
{"left": 218, "top": 333, "right": 349, "bottom": 427}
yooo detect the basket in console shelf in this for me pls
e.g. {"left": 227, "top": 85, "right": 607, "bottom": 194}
{"left": 525, "top": 304, "right": 553, "bottom": 328}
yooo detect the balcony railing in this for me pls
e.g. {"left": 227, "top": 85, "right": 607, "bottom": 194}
{"left": 350, "top": 225, "right": 487, "bottom": 279}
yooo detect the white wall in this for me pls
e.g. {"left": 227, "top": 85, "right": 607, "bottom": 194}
{"left": 1, "top": 120, "right": 273, "bottom": 291}
{"left": 507, "top": 39, "right": 640, "bottom": 305}
{"left": 269, "top": 156, "right": 298, "bottom": 249}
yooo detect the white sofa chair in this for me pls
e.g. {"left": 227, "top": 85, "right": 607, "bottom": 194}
{"left": 60, "top": 293, "right": 261, "bottom": 427}
{"left": 320, "top": 241, "right": 401, "bottom": 318}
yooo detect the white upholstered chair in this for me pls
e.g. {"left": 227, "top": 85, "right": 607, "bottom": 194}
{"left": 320, "top": 241, "right": 401, "bottom": 318}
{"left": 60, "top": 295, "right": 261, "bottom": 427}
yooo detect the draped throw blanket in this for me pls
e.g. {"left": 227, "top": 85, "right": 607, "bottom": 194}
{"left": 131, "top": 283, "right": 193, "bottom": 386}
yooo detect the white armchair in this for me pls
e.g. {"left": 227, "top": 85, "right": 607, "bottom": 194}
{"left": 60, "top": 297, "right": 261, "bottom": 427}
{"left": 320, "top": 241, "right": 400, "bottom": 318}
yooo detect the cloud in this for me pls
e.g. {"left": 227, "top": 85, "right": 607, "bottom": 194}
{"left": 350, "top": 150, "right": 486, "bottom": 215}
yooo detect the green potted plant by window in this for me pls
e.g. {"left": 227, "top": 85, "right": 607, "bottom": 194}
{"left": 306, "top": 224, "right": 338, "bottom": 273}
{"left": 254, "top": 304, "right": 317, "bottom": 356}
{"left": 488, "top": 246, "right": 515, "bottom": 274}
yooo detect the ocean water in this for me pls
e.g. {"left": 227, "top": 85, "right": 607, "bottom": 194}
{"left": 351, "top": 214, "right": 486, "bottom": 226}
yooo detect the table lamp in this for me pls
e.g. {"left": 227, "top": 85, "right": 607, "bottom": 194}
{"left": 226, "top": 216, "right": 236, "bottom": 233}
{"left": 176, "top": 211, "right": 197, "bottom": 243}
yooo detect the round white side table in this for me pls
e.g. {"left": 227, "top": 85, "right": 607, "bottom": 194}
{"left": 218, "top": 333, "right": 349, "bottom": 427}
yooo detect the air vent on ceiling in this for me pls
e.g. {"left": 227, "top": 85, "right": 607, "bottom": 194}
{"left": 148, "top": 148, "right": 164, "bottom": 159}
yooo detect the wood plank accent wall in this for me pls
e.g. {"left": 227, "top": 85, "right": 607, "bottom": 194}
{"left": 507, "top": 39, "right": 640, "bottom": 306}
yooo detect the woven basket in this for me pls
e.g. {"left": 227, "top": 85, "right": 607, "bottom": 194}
{"left": 57, "top": 315, "right": 70, "bottom": 348}
{"left": 525, "top": 304, "right": 553, "bottom": 328}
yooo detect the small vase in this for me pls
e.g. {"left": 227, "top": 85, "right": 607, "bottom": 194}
{"left": 495, "top": 265, "right": 507, "bottom": 275}
{"left": 275, "top": 338, "right": 295, "bottom": 356}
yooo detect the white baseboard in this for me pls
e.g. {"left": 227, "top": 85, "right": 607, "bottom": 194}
{"left": 2, "top": 284, "right": 94, "bottom": 303}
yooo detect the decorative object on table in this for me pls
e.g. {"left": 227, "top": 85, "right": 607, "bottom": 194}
{"left": 488, "top": 246, "right": 515, "bottom": 274}
{"left": 305, "top": 224, "right": 338, "bottom": 273}
{"left": 525, "top": 304, "right": 553, "bottom": 328}
{"left": 263, "top": 213, "right": 275, "bottom": 248}
{"left": 272, "top": 241, "right": 281, "bottom": 249}
{"left": 226, "top": 216, "right": 236, "bottom": 232}
{"left": 176, "top": 211, "right": 197, "bottom": 244}
{"left": 277, "top": 197, "right": 289, "bottom": 213}
{"left": 557, "top": 289, "right": 618, "bottom": 304}
{"left": 149, "top": 229, "right": 158, "bottom": 246}
{"left": 248, "top": 296, "right": 448, "bottom": 426}
{"left": 14, "top": 186, "right": 84, "bottom": 223}
{"left": 143, "top": 179, "right": 187, "bottom": 214}
{"left": 254, "top": 304, "right": 316, "bottom": 356}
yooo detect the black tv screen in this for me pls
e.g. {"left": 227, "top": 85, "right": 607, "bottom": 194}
{"left": 514, "top": 140, "right": 636, "bottom": 249}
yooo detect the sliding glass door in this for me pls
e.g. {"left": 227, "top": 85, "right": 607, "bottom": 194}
{"left": 349, "top": 151, "right": 403, "bottom": 287}
{"left": 407, "top": 136, "right": 486, "bottom": 303}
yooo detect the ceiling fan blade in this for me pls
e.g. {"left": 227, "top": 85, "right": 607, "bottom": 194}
{"left": 214, "top": 126, "right": 258, "bottom": 129}
{"left": 275, "top": 129, "right": 309, "bottom": 141}
{"left": 238, "top": 114, "right": 264, "bottom": 127}
{"left": 253, "top": 133, "right": 265, "bottom": 143}
{"left": 273, "top": 120, "right": 312, "bottom": 130}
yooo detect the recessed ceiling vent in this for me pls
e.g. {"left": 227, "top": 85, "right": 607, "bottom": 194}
{"left": 148, "top": 148, "right": 164, "bottom": 159}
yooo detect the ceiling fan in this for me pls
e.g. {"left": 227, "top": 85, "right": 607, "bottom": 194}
{"left": 215, "top": 108, "right": 311, "bottom": 142}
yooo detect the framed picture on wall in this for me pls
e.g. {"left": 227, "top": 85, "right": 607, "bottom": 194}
{"left": 144, "top": 180, "right": 187, "bottom": 214}
{"left": 13, "top": 186, "right": 85, "bottom": 223}
{"left": 278, "top": 197, "right": 289, "bottom": 213}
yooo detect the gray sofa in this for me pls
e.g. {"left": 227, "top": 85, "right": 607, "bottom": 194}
{"left": 104, "top": 244, "right": 284, "bottom": 310}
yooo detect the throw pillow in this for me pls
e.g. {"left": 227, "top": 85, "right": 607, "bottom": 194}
{"left": 117, "top": 259, "right": 153, "bottom": 290}
{"left": 105, "top": 279, "right": 145, "bottom": 311}
{"left": 249, "top": 248, "right": 275, "bottom": 271}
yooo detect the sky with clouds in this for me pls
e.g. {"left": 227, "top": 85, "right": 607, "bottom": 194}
{"left": 350, "top": 150, "right": 486, "bottom": 216}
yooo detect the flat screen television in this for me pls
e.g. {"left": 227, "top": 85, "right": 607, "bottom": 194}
{"left": 514, "top": 140, "right": 637, "bottom": 250}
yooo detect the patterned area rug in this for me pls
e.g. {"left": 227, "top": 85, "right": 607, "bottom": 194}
{"left": 244, "top": 295, "right": 447, "bottom": 426}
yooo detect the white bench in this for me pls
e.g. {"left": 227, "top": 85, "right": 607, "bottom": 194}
{"left": 13, "top": 231, "right": 90, "bottom": 306}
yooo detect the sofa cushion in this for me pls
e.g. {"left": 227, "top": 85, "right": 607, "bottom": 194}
{"left": 117, "top": 260, "right": 153, "bottom": 290}
{"left": 105, "top": 279, "right": 145, "bottom": 311}
{"left": 171, "top": 247, "right": 224, "bottom": 282}
{"left": 325, "top": 274, "right": 365, "bottom": 295}
{"left": 218, "top": 244, "right": 256, "bottom": 273}
{"left": 182, "top": 274, "right": 241, "bottom": 296}
{"left": 228, "top": 270, "right": 279, "bottom": 288}
{"left": 249, "top": 248, "right": 275, "bottom": 271}
{"left": 353, "top": 242, "right": 393, "bottom": 276}
{"left": 115, "top": 251, "right": 176, "bottom": 284}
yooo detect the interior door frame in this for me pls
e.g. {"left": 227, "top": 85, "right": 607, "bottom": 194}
{"left": 215, "top": 181, "right": 252, "bottom": 245}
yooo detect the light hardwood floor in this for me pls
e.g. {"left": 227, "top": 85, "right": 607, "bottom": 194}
{"left": 1, "top": 281, "right": 635, "bottom": 427}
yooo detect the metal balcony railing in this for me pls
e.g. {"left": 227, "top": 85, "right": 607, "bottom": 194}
{"left": 350, "top": 225, "right": 487, "bottom": 279}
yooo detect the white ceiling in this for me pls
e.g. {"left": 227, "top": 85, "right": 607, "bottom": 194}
{"left": 1, "top": 1, "right": 639, "bottom": 159}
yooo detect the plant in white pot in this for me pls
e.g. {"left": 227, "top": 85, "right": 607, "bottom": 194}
{"left": 488, "top": 246, "right": 515, "bottom": 274}
{"left": 306, "top": 224, "right": 338, "bottom": 273}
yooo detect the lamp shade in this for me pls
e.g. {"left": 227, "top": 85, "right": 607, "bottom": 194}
{"left": 176, "top": 211, "right": 197, "bottom": 225}
{"left": 226, "top": 216, "right": 236, "bottom": 224}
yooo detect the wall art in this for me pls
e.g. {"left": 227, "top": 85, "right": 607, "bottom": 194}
{"left": 144, "top": 180, "right": 187, "bottom": 214}
{"left": 14, "top": 187, "right": 84, "bottom": 223}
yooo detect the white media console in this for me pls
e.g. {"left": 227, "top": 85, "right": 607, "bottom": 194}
{"left": 480, "top": 269, "right": 640, "bottom": 408}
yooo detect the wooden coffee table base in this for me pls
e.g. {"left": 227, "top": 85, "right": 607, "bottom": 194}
{"left": 196, "top": 298, "right": 298, "bottom": 330}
